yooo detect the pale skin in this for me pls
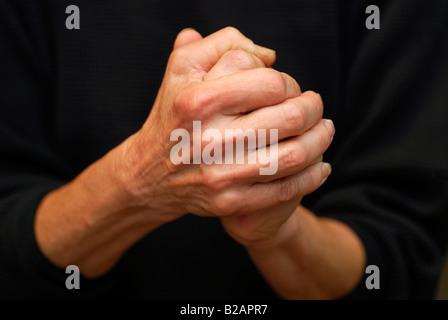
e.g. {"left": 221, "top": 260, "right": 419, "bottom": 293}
{"left": 35, "top": 27, "right": 366, "bottom": 299}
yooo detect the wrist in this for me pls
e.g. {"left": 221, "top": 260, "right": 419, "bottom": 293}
{"left": 243, "top": 209, "right": 304, "bottom": 253}
{"left": 111, "top": 132, "right": 187, "bottom": 223}
{"left": 35, "top": 138, "right": 180, "bottom": 277}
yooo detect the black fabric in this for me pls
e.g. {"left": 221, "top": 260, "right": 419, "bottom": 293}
{"left": 0, "top": 0, "right": 447, "bottom": 299}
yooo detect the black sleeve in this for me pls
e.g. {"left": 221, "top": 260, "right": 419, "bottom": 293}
{"left": 0, "top": 0, "right": 117, "bottom": 298}
{"left": 304, "top": 0, "right": 448, "bottom": 299}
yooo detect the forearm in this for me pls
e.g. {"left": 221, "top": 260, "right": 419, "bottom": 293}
{"left": 34, "top": 137, "right": 181, "bottom": 278}
{"left": 246, "top": 205, "right": 366, "bottom": 299}
{"left": 33, "top": 29, "right": 283, "bottom": 280}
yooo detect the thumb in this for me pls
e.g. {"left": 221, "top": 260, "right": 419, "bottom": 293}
{"left": 173, "top": 28, "right": 203, "bottom": 49}
{"left": 177, "top": 27, "right": 276, "bottom": 72}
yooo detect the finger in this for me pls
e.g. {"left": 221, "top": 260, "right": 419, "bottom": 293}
{"left": 215, "top": 119, "right": 334, "bottom": 183}
{"left": 204, "top": 50, "right": 265, "bottom": 81}
{"left": 262, "top": 118, "right": 334, "bottom": 181}
{"left": 173, "top": 28, "right": 203, "bottom": 49}
{"left": 233, "top": 91, "right": 323, "bottom": 141}
{"left": 309, "top": 155, "right": 324, "bottom": 166}
{"left": 176, "top": 68, "right": 301, "bottom": 117}
{"left": 265, "top": 118, "right": 334, "bottom": 180}
{"left": 241, "top": 162, "right": 332, "bottom": 212}
{"left": 173, "top": 27, "right": 276, "bottom": 72}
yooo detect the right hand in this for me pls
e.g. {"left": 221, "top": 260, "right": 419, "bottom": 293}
{"left": 117, "top": 27, "right": 332, "bottom": 221}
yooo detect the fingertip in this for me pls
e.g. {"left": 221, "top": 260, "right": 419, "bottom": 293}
{"left": 254, "top": 44, "right": 276, "bottom": 55}
{"left": 174, "top": 28, "right": 203, "bottom": 49}
{"left": 303, "top": 90, "right": 320, "bottom": 99}
{"left": 281, "top": 72, "right": 301, "bottom": 98}
{"left": 321, "top": 162, "right": 332, "bottom": 179}
{"left": 324, "top": 119, "right": 335, "bottom": 137}
{"left": 254, "top": 44, "right": 277, "bottom": 67}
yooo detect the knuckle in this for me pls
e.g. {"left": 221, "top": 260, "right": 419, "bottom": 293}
{"left": 222, "top": 26, "right": 243, "bottom": 39}
{"left": 170, "top": 46, "right": 188, "bottom": 64}
{"left": 202, "top": 170, "right": 223, "bottom": 190}
{"left": 201, "top": 169, "right": 235, "bottom": 194}
{"left": 260, "top": 69, "right": 287, "bottom": 97}
{"left": 280, "top": 146, "right": 306, "bottom": 172}
{"left": 174, "top": 86, "right": 209, "bottom": 117}
{"left": 211, "top": 191, "right": 240, "bottom": 216}
{"left": 305, "top": 91, "right": 324, "bottom": 118}
{"left": 224, "top": 50, "right": 257, "bottom": 69}
{"left": 283, "top": 100, "right": 306, "bottom": 130}
{"left": 301, "top": 169, "right": 321, "bottom": 196}
{"left": 277, "top": 177, "right": 299, "bottom": 202}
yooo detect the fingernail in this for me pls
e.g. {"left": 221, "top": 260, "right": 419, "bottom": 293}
{"left": 180, "top": 27, "right": 195, "bottom": 33}
{"left": 254, "top": 44, "right": 276, "bottom": 54}
{"left": 321, "top": 163, "right": 332, "bottom": 179}
{"left": 325, "top": 119, "right": 335, "bottom": 136}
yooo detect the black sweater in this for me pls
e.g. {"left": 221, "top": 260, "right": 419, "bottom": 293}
{"left": 1, "top": 0, "right": 447, "bottom": 299}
